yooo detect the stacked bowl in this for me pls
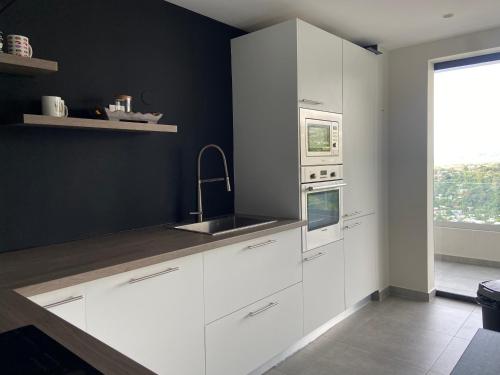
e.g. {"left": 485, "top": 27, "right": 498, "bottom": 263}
{"left": 6, "top": 34, "right": 32, "bottom": 57}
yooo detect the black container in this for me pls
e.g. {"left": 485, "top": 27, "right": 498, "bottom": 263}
{"left": 477, "top": 280, "right": 500, "bottom": 332}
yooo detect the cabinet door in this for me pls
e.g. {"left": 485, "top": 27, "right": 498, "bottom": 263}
{"left": 29, "top": 285, "right": 86, "bottom": 331}
{"left": 206, "top": 283, "right": 303, "bottom": 375}
{"left": 86, "top": 254, "right": 205, "bottom": 375}
{"left": 342, "top": 40, "right": 377, "bottom": 219}
{"left": 297, "top": 20, "right": 342, "bottom": 113}
{"left": 344, "top": 214, "right": 378, "bottom": 307}
{"left": 303, "top": 240, "right": 345, "bottom": 334}
{"left": 204, "top": 228, "right": 302, "bottom": 323}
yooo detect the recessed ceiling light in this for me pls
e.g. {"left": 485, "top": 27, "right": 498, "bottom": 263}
{"left": 443, "top": 13, "right": 454, "bottom": 19}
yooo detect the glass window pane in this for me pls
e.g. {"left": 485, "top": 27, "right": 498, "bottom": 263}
{"left": 434, "top": 61, "right": 500, "bottom": 226}
{"left": 308, "top": 124, "right": 330, "bottom": 152}
{"left": 307, "top": 190, "right": 339, "bottom": 231}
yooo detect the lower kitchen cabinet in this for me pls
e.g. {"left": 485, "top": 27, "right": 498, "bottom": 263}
{"left": 344, "top": 213, "right": 379, "bottom": 307}
{"left": 303, "top": 240, "right": 345, "bottom": 334}
{"left": 29, "top": 285, "right": 86, "bottom": 331}
{"left": 204, "top": 228, "right": 302, "bottom": 323}
{"left": 205, "top": 283, "right": 303, "bottom": 375}
{"left": 85, "top": 253, "right": 205, "bottom": 375}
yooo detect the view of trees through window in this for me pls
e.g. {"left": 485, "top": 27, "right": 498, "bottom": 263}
{"left": 434, "top": 60, "right": 500, "bottom": 226}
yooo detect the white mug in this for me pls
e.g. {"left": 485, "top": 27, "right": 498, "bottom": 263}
{"left": 42, "top": 96, "right": 68, "bottom": 117}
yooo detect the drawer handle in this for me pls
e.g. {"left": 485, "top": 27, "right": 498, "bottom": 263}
{"left": 344, "top": 222, "right": 361, "bottom": 230}
{"left": 42, "top": 295, "right": 83, "bottom": 309}
{"left": 304, "top": 252, "right": 325, "bottom": 262}
{"left": 128, "top": 267, "right": 180, "bottom": 284}
{"left": 246, "top": 302, "right": 279, "bottom": 317}
{"left": 300, "top": 98, "right": 323, "bottom": 105}
{"left": 342, "top": 210, "right": 362, "bottom": 218}
{"left": 245, "top": 239, "right": 276, "bottom": 250}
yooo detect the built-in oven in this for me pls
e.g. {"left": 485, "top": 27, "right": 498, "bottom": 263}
{"left": 300, "top": 108, "right": 342, "bottom": 166}
{"left": 301, "top": 165, "right": 345, "bottom": 251}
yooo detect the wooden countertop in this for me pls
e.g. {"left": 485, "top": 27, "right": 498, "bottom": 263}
{"left": 0, "top": 218, "right": 305, "bottom": 374}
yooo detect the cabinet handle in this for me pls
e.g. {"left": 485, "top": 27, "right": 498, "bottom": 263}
{"left": 246, "top": 302, "right": 279, "bottom": 317}
{"left": 300, "top": 98, "right": 323, "bottom": 105}
{"left": 342, "top": 210, "right": 362, "bottom": 219}
{"left": 245, "top": 239, "right": 276, "bottom": 250}
{"left": 304, "top": 252, "right": 325, "bottom": 262}
{"left": 128, "top": 267, "right": 180, "bottom": 284}
{"left": 344, "top": 222, "right": 361, "bottom": 230}
{"left": 42, "top": 295, "right": 83, "bottom": 309}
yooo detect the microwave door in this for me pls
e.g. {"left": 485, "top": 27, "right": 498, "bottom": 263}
{"left": 306, "top": 119, "right": 333, "bottom": 157}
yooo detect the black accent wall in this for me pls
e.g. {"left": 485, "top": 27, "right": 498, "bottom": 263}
{"left": 0, "top": 0, "right": 244, "bottom": 252}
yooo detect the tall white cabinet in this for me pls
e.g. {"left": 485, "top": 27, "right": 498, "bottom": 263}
{"left": 342, "top": 40, "right": 378, "bottom": 219}
{"left": 232, "top": 19, "right": 343, "bottom": 219}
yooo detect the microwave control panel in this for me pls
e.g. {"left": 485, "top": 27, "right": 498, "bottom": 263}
{"left": 331, "top": 122, "right": 340, "bottom": 156}
{"left": 301, "top": 165, "right": 343, "bottom": 183}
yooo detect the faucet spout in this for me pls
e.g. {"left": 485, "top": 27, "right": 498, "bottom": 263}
{"left": 192, "top": 144, "right": 231, "bottom": 222}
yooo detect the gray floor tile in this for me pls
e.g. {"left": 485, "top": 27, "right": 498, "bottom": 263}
{"left": 267, "top": 296, "right": 475, "bottom": 375}
{"left": 265, "top": 369, "right": 287, "bottom": 375}
{"left": 435, "top": 259, "right": 500, "bottom": 296}
{"left": 429, "top": 337, "right": 470, "bottom": 375}
{"left": 455, "top": 308, "right": 482, "bottom": 341}
{"left": 277, "top": 341, "right": 426, "bottom": 375}
{"left": 335, "top": 313, "right": 453, "bottom": 370}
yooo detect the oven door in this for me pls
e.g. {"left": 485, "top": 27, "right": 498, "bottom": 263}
{"left": 300, "top": 108, "right": 342, "bottom": 166}
{"left": 301, "top": 180, "right": 345, "bottom": 251}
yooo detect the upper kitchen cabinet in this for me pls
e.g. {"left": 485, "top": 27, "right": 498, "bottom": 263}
{"left": 297, "top": 20, "right": 343, "bottom": 113}
{"left": 342, "top": 40, "right": 378, "bottom": 220}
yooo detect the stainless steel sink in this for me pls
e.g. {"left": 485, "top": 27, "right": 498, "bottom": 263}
{"left": 174, "top": 215, "right": 277, "bottom": 236}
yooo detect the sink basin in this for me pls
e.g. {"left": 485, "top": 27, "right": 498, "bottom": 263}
{"left": 174, "top": 215, "right": 277, "bottom": 236}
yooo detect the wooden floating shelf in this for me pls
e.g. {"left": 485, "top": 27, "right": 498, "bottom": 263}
{"left": 0, "top": 53, "right": 58, "bottom": 76}
{"left": 14, "top": 114, "right": 177, "bottom": 133}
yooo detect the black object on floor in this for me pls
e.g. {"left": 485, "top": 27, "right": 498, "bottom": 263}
{"left": 477, "top": 280, "right": 500, "bottom": 332}
{"left": 436, "top": 289, "right": 477, "bottom": 304}
{"left": 0, "top": 325, "right": 102, "bottom": 374}
{"left": 451, "top": 329, "right": 500, "bottom": 375}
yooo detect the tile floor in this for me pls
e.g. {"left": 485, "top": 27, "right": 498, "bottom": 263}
{"left": 266, "top": 296, "right": 483, "bottom": 375}
{"left": 435, "top": 258, "right": 500, "bottom": 297}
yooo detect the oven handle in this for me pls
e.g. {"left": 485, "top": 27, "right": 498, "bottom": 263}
{"left": 306, "top": 183, "right": 346, "bottom": 192}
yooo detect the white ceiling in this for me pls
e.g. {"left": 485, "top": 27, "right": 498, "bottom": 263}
{"left": 167, "top": 0, "right": 500, "bottom": 50}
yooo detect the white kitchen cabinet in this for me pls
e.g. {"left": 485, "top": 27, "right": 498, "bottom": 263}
{"left": 85, "top": 254, "right": 205, "bottom": 375}
{"left": 297, "top": 20, "right": 343, "bottom": 113}
{"left": 344, "top": 214, "right": 379, "bottom": 307}
{"left": 29, "top": 285, "right": 86, "bottom": 331}
{"left": 204, "top": 228, "right": 302, "bottom": 323}
{"left": 303, "top": 240, "right": 345, "bottom": 334}
{"left": 205, "top": 283, "right": 303, "bottom": 375}
{"left": 342, "top": 40, "right": 378, "bottom": 220}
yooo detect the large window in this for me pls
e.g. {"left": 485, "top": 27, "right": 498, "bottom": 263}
{"left": 434, "top": 56, "right": 500, "bottom": 228}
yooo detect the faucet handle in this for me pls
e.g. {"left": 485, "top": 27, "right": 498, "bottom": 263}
{"left": 189, "top": 211, "right": 201, "bottom": 216}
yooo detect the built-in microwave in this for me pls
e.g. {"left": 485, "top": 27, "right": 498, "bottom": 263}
{"left": 300, "top": 108, "right": 342, "bottom": 166}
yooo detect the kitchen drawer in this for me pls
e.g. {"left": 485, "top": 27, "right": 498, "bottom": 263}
{"left": 85, "top": 254, "right": 205, "bottom": 375}
{"left": 204, "top": 228, "right": 302, "bottom": 323}
{"left": 29, "top": 285, "right": 86, "bottom": 331}
{"left": 303, "top": 240, "right": 345, "bottom": 334}
{"left": 206, "top": 282, "right": 303, "bottom": 375}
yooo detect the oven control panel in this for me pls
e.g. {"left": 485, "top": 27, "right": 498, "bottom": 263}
{"left": 301, "top": 165, "right": 343, "bottom": 183}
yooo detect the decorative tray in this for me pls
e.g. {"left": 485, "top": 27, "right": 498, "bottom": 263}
{"left": 105, "top": 108, "right": 163, "bottom": 124}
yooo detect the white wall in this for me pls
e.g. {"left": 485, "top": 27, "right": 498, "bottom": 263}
{"left": 435, "top": 226, "right": 500, "bottom": 263}
{"left": 388, "top": 26, "right": 500, "bottom": 293}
